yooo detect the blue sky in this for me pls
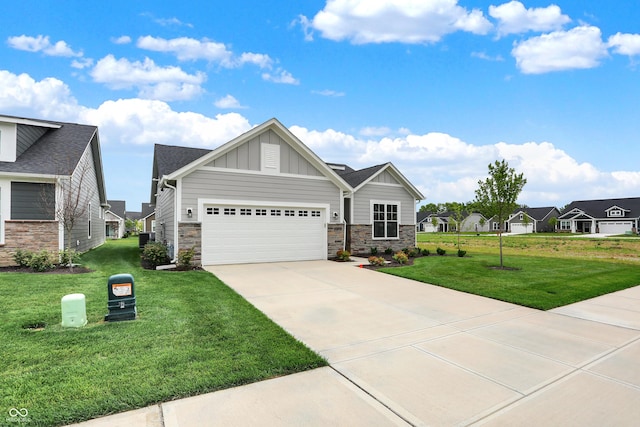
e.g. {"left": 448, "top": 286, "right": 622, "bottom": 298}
{"left": 1, "top": 0, "right": 639, "bottom": 212}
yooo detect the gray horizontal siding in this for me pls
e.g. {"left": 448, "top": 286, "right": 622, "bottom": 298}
{"left": 16, "top": 124, "right": 48, "bottom": 157}
{"left": 204, "top": 129, "right": 322, "bottom": 177}
{"left": 11, "top": 182, "right": 55, "bottom": 220}
{"left": 353, "top": 183, "right": 415, "bottom": 224}
{"left": 181, "top": 170, "right": 339, "bottom": 221}
{"left": 156, "top": 186, "right": 175, "bottom": 247}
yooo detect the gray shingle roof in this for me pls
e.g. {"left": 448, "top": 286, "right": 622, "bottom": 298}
{"left": 0, "top": 120, "right": 97, "bottom": 176}
{"left": 107, "top": 200, "right": 126, "bottom": 219}
{"left": 333, "top": 163, "right": 387, "bottom": 188}
{"left": 560, "top": 197, "right": 640, "bottom": 218}
{"left": 515, "top": 207, "right": 558, "bottom": 221}
{"left": 154, "top": 144, "right": 212, "bottom": 177}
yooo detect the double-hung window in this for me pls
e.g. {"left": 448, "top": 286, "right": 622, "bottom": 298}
{"left": 373, "top": 202, "right": 399, "bottom": 239}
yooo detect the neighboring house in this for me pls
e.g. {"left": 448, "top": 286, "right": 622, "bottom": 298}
{"left": 507, "top": 207, "right": 560, "bottom": 234}
{"left": 462, "top": 212, "right": 491, "bottom": 232}
{"left": 140, "top": 203, "right": 155, "bottom": 234}
{"left": 105, "top": 200, "right": 126, "bottom": 239}
{"left": 416, "top": 211, "right": 431, "bottom": 232}
{"left": 151, "top": 118, "right": 423, "bottom": 265}
{"left": 557, "top": 197, "right": 640, "bottom": 234}
{"left": 0, "top": 114, "right": 107, "bottom": 266}
{"left": 422, "top": 211, "right": 490, "bottom": 233}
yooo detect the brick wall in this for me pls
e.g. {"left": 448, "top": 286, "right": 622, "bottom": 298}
{"left": 349, "top": 224, "right": 416, "bottom": 256}
{"left": 178, "top": 222, "right": 202, "bottom": 265}
{"left": 327, "top": 224, "right": 345, "bottom": 258}
{"left": 0, "top": 221, "right": 59, "bottom": 266}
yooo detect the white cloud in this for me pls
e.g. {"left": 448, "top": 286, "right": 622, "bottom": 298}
{"left": 512, "top": 26, "right": 608, "bottom": 74}
{"left": 304, "top": 0, "right": 492, "bottom": 44}
{"left": 471, "top": 51, "right": 504, "bottom": 61}
{"left": 0, "top": 70, "right": 81, "bottom": 120}
{"left": 7, "top": 34, "right": 82, "bottom": 57}
{"left": 79, "top": 99, "right": 250, "bottom": 147}
{"left": 136, "top": 36, "right": 273, "bottom": 69}
{"left": 311, "top": 89, "right": 345, "bottom": 97}
{"left": 214, "top": 94, "right": 246, "bottom": 109}
{"left": 90, "top": 55, "right": 206, "bottom": 101}
{"left": 489, "top": 1, "right": 571, "bottom": 37}
{"left": 71, "top": 58, "right": 94, "bottom": 69}
{"left": 360, "top": 126, "right": 392, "bottom": 137}
{"left": 112, "top": 35, "right": 132, "bottom": 45}
{"left": 608, "top": 33, "right": 640, "bottom": 56}
{"left": 262, "top": 69, "right": 300, "bottom": 85}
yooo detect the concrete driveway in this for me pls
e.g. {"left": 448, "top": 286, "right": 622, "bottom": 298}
{"left": 70, "top": 259, "right": 640, "bottom": 427}
{"left": 199, "top": 260, "right": 640, "bottom": 426}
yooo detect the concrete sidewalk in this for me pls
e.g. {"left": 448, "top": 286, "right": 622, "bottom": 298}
{"left": 68, "top": 260, "right": 640, "bottom": 426}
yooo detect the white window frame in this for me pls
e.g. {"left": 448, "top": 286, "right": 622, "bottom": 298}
{"left": 371, "top": 200, "right": 400, "bottom": 240}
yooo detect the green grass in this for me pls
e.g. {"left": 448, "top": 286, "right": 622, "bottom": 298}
{"left": 381, "top": 254, "right": 640, "bottom": 310}
{"left": 0, "top": 239, "right": 326, "bottom": 427}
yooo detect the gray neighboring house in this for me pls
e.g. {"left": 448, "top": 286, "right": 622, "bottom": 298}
{"left": 140, "top": 203, "right": 155, "bottom": 234}
{"left": 105, "top": 200, "right": 126, "bottom": 238}
{"left": 151, "top": 118, "right": 423, "bottom": 265}
{"left": 418, "top": 210, "right": 490, "bottom": 233}
{"left": 506, "top": 207, "right": 560, "bottom": 234}
{"left": 557, "top": 197, "right": 640, "bottom": 234}
{"left": 0, "top": 114, "right": 107, "bottom": 266}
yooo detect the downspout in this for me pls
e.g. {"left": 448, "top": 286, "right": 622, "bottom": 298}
{"left": 164, "top": 181, "right": 178, "bottom": 262}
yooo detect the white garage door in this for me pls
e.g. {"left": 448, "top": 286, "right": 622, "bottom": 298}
{"left": 201, "top": 204, "right": 327, "bottom": 265}
{"left": 510, "top": 223, "right": 533, "bottom": 234}
{"left": 598, "top": 221, "right": 632, "bottom": 234}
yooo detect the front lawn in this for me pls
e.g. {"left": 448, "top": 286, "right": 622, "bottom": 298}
{"left": 380, "top": 254, "right": 640, "bottom": 310}
{"left": 0, "top": 239, "right": 326, "bottom": 427}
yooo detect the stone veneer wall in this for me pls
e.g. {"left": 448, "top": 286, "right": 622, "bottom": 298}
{"left": 178, "top": 222, "right": 202, "bottom": 265}
{"left": 0, "top": 221, "right": 59, "bottom": 267}
{"left": 349, "top": 224, "right": 415, "bottom": 255}
{"left": 327, "top": 223, "right": 345, "bottom": 258}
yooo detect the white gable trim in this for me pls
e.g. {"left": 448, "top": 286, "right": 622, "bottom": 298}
{"left": 165, "top": 118, "right": 351, "bottom": 192}
{"left": 353, "top": 163, "right": 424, "bottom": 200}
{"left": 0, "top": 115, "right": 62, "bottom": 129}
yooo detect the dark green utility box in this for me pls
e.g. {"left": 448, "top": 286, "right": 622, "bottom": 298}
{"left": 105, "top": 273, "right": 137, "bottom": 322}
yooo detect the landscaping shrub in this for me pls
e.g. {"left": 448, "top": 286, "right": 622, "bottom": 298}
{"left": 384, "top": 247, "right": 394, "bottom": 255}
{"left": 436, "top": 247, "right": 446, "bottom": 256}
{"left": 368, "top": 256, "right": 386, "bottom": 266}
{"left": 336, "top": 249, "right": 351, "bottom": 261}
{"left": 59, "top": 249, "right": 80, "bottom": 266}
{"left": 392, "top": 251, "right": 409, "bottom": 265}
{"left": 370, "top": 247, "right": 378, "bottom": 255}
{"left": 29, "top": 250, "right": 55, "bottom": 272}
{"left": 13, "top": 249, "right": 32, "bottom": 268}
{"left": 457, "top": 249, "right": 467, "bottom": 257}
{"left": 142, "top": 241, "right": 170, "bottom": 269}
{"left": 404, "top": 247, "right": 419, "bottom": 258}
{"left": 421, "top": 248, "right": 430, "bottom": 256}
{"left": 177, "top": 247, "right": 196, "bottom": 269}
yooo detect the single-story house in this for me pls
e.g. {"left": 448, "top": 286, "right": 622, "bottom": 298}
{"left": 557, "top": 197, "right": 640, "bottom": 234}
{"left": 151, "top": 118, "right": 424, "bottom": 265}
{"left": 506, "top": 207, "right": 560, "bottom": 234}
{"left": 416, "top": 211, "right": 431, "bottom": 232}
{"left": 417, "top": 210, "right": 490, "bottom": 233}
{"left": 105, "top": 200, "right": 126, "bottom": 238}
{"left": 0, "top": 114, "right": 107, "bottom": 266}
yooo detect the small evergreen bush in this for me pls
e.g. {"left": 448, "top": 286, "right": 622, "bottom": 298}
{"left": 370, "top": 247, "right": 378, "bottom": 255}
{"left": 177, "top": 247, "right": 196, "bottom": 269}
{"left": 384, "top": 247, "right": 393, "bottom": 255}
{"left": 421, "top": 248, "right": 430, "bottom": 256}
{"left": 29, "top": 250, "right": 55, "bottom": 272}
{"left": 457, "top": 250, "right": 467, "bottom": 257}
{"left": 436, "top": 247, "right": 446, "bottom": 256}
{"left": 13, "top": 249, "right": 32, "bottom": 268}
{"left": 143, "top": 242, "right": 170, "bottom": 269}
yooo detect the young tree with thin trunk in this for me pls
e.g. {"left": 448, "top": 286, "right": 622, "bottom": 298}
{"left": 474, "top": 159, "right": 527, "bottom": 268}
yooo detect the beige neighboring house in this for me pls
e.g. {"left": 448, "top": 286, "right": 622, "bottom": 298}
{"left": 105, "top": 200, "right": 126, "bottom": 239}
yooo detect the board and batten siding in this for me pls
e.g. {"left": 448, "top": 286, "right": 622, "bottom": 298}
{"left": 352, "top": 182, "right": 416, "bottom": 225}
{"left": 204, "top": 130, "right": 322, "bottom": 177}
{"left": 371, "top": 170, "right": 398, "bottom": 185}
{"left": 16, "top": 124, "right": 48, "bottom": 158}
{"left": 156, "top": 185, "right": 175, "bottom": 248}
{"left": 181, "top": 169, "right": 340, "bottom": 221}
